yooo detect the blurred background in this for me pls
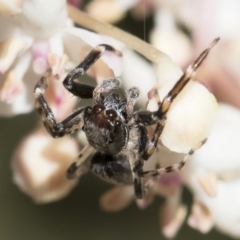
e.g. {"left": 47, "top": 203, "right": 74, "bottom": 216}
{"left": 0, "top": 0, "right": 239, "bottom": 239}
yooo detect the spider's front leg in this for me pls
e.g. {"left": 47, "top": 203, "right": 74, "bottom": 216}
{"left": 136, "top": 38, "right": 219, "bottom": 160}
{"left": 63, "top": 44, "right": 122, "bottom": 99}
{"left": 131, "top": 39, "right": 219, "bottom": 195}
{"left": 138, "top": 38, "right": 219, "bottom": 126}
{"left": 34, "top": 75, "right": 85, "bottom": 138}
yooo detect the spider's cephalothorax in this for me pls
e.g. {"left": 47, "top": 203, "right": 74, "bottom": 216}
{"left": 34, "top": 40, "right": 219, "bottom": 199}
{"left": 83, "top": 102, "right": 128, "bottom": 155}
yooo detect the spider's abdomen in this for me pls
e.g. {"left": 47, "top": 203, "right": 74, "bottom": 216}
{"left": 90, "top": 152, "right": 133, "bottom": 185}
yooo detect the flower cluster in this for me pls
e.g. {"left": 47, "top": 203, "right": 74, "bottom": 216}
{"left": 1, "top": 0, "right": 122, "bottom": 202}
{"left": 86, "top": 0, "right": 240, "bottom": 238}
{"left": 1, "top": 0, "right": 239, "bottom": 239}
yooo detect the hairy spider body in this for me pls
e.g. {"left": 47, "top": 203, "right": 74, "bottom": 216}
{"left": 34, "top": 40, "right": 219, "bottom": 198}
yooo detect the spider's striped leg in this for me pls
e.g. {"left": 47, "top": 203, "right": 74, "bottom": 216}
{"left": 63, "top": 44, "right": 122, "bottom": 99}
{"left": 131, "top": 157, "right": 145, "bottom": 199}
{"left": 137, "top": 38, "right": 219, "bottom": 127}
{"left": 34, "top": 76, "right": 85, "bottom": 138}
{"left": 137, "top": 89, "right": 162, "bottom": 160}
{"left": 126, "top": 126, "right": 146, "bottom": 199}
{"left": 67, "top": 145, "right": 96, "bottom": 179}
{"left": 142, "top": 121, "right": 165, "bottom": 160}
{"left": 156, "top": 38, "right": 219, "bottom": 119}
{"left": 138, "top": 139, "right": 207, "bottom": 178}
{"left": 136, "top": 38, "right": 219, "bottom": 160}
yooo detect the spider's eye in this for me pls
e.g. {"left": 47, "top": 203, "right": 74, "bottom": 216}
{"left": 115, "top": 120, "right": 121, "bottom": 126}
{"left": 93, "top": 104, "right": 105, "bottom": 114}
{"left": 105, "top": 109, "right": 117, "bottom": 120}
{"left": 86, "top": 107, "right": 92, "bottom": 113}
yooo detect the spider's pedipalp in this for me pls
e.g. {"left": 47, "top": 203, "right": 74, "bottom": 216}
{"left": 125, "top": 87, "right": 140, "bottom": 118}
{"left": 93, "top": 77, "right": 121, "bottom": 103}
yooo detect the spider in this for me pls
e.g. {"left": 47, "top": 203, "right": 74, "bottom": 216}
{"left": 34, "top": 39, "right": 219, "bottom": 199}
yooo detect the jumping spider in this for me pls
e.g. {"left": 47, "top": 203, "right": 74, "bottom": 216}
{"left": 34, "top": 39, "right": 219, "bottom": 199}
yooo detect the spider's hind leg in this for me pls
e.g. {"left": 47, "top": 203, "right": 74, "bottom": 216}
{"left": 138, "top": 139, "right": 207, "bottom": 178}
{"left": 67, "top": 145, "right": 95, "bottom": 179}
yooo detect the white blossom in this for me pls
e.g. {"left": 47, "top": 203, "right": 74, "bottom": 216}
{"left": 0, "top": 0, "right": 122, "bottom": 116}
{"left": 12, "top": 128, "right": 80, "bottom": 203}
{"left": 183, "top": 104, "right": 240, "bottom": 237}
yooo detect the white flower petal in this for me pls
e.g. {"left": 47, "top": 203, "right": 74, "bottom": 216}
{"left": 0, "top": 0, "right": 23, "bottom": 15}
{"left": 0, "top": 85, "right": 34, "bottom": 116}
{"left": 0, "top": 37, "right": 24, "bottom": 73}
{"left": 162, "top": 205, "right": 187, "bottom": 238}
{"left": 100, "top": 186, "right": 133, "bottom": 211}
{"left": 44, "top": 72, "right": 78, "bottom": 120}
{"left": 12, "top": 129, "right": 79, "bottom": 203}
{"left": 183, "top": 104, "right": 240, "bottom": 237}
{"left": 48, "top": 34, "right": 64, "bottom": 56}
{"left": 197, "top": 173, "right": 218, "bottom": 197}
{"left": 13, "top": 0, "right": 67, "bottom": 39}
{"left": 136, "top": 191, "right": 154, "bottom": 209}
{"left": 187, "top": 201, "right": 214, "bottom": 234}
{"left": 0, "top": 15, "right": 19, "bottom": 41}
{"left": 86, "top": 0, "right": 126, "bottom": 23}
{"left": 150, "top": 8, "right": 192, "bottom": 66}
{"left": 86, "top": 0, "right": 139, "bottom": 23}
{"left": 64, "top": 27, "right": 124, "bottom": 76}
{"left": 121, "top": 48, "right": 156, "bottom": 106}
{"left": 32, "top": 41, "right": 49, "bottom": 74}
{"left": 0, "top": 50, "right": 31, "bottom": 103}
{"left": 0, "top": 60, "right": 36, "bottom": 116}
{"left": 188, "top": 176, "right": 240, "bottom": 238}
{"left": 189, "top": 104, "right": 240, "bottom": 171}
{"left": 149, "top": 80, "right": 217, "bottom": 153}
{"left": 0, "top": 71, "right": 24, "bottom": 103}
{"left": 48, "top": 54, "right": 68, "bottom": 79}
{"left": 160, "top": 192, "right": 187, "bottom": 238}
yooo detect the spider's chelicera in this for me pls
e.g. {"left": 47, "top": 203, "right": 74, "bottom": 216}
{"left": 34, "top": 40, "right": 219, "bottom": 199}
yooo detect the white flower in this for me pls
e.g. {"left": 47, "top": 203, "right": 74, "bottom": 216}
{"left": 0, "top": 0, "right": 122, "bottom": 116}
{"left": 4, "top": 0, "right": 123, "bottom": 203}
{"left": 67, "top": 1, "right": 240, "bottom": 239}
{"left": 183, "top": 104, "right": 240, "bottom": 237}
{"left": 0, "top": 0, "right": 24, "bottom": 15}
{"left": 86, "top": 0, "right": 140, "bottom": 23}
{"left": 12, "top": 128, "right": 80, "bottom": 203}
{"left": 4, "top": 2, "right": 236, "bottom": 239}
{"left": 146, "top": 42, "right": 218, "bottom": 153}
